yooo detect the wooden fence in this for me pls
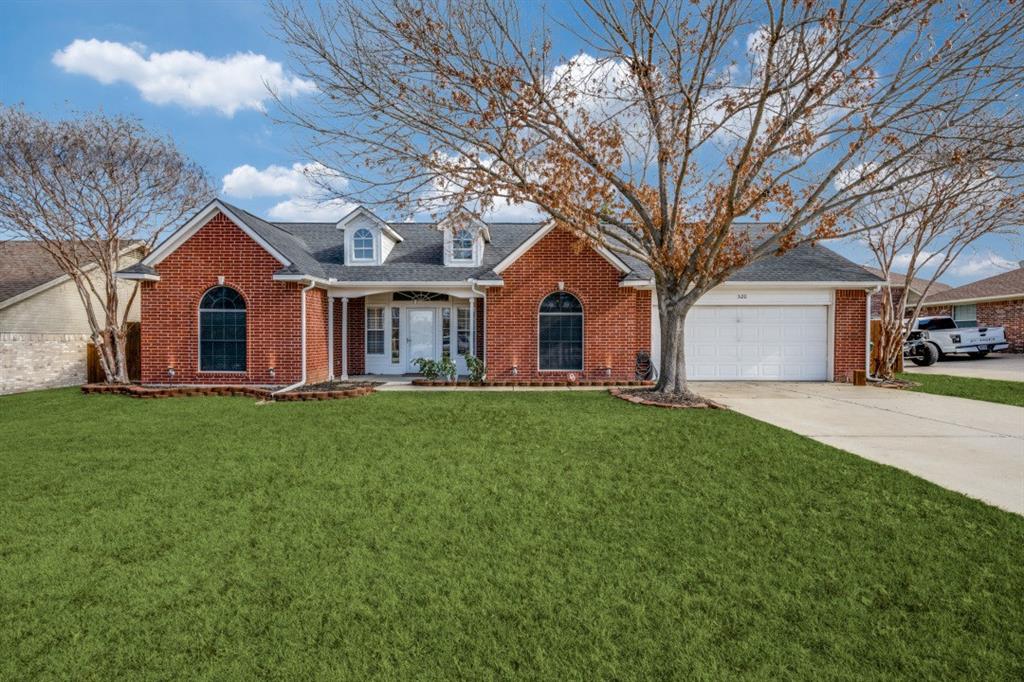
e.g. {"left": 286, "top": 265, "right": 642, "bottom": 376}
{"left": 86, "top": 322, "right": 141, "bottom": 383}
{"left": 869, "top": 319, "right": 903, "bottom": 375}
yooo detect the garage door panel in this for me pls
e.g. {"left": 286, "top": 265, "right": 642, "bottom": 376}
{"left": 686, "top": 305, "right": 828, "bottom": 381}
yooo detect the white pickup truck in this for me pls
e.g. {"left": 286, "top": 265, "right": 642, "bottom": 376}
{"left": 904, "top": 316, "right": 1009, "bottom": 366}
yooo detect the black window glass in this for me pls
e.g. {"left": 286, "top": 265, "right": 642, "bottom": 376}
{"left": 200, "top": 286, "right": 246, "bottom": 371}
{"left": 539, "top": 292, "right": 583, "bottom": 370}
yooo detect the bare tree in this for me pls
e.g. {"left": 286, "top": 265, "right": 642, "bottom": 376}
{"left": 271, "top": 0, "right": 1024, "bottom": 399}
{"left": 0, "top": 106, "right": 213, "bottom": 384}
{"left": 846, "top": 145, "right": 1024, "bottom": 381}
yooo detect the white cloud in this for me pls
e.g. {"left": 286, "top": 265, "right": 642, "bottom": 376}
{"left": 266, "top": 197, "right": 357, "bottom": 222}
{"left": 52, "top": 39, "right": 315, "bottom": 116}
{"left": 949, "top": 251, "right": 1016, "bottom": 278}
{"left": 222, "top": 162, "right": 355, "bottom": 221}
{"left": 891, "top": 250, "right": 945, "bottom": 272}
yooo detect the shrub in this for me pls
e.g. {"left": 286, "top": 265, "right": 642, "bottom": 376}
{"left": 438, "top": 356, "right": 458, "bottom": 382}
{"left": 413, "top": 358, "right": 440, "bottom": 380}
{"left": 465, "top": 354, "right": 486, "bottom": 382}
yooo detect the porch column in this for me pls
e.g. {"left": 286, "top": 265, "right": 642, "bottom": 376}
{"left": 328, "top": 296, "right": 335, "bottom": 380}
{"left": 341, "top": 297, "right": 349, "bottom": 380}
{"left": 468, "top": 295, "right": 476, "bottom": 357}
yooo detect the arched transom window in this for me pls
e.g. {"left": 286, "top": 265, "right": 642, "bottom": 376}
{"left": 538, "top": 291, "right": 583, "bottom": 371}
{"left": 199, "top": 286, "right": 246, "bottom": 372}
{"left": 452, "top": 229, "right": 474, "bottom": 261}
{"left": 352, "top": 228, "right": 375, "bottom": 260}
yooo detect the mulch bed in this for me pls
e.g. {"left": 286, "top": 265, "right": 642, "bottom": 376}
{"left": 872, "top": 378, "right": 919, "bottom": 390}
{"left": 411, "top": 379, "right": 655, "bottom": 388}
{"left": 81, "top": 382, "right": 377, "bottom": 401}
{"left": 608, "top": 387, "right": 724, "bottom": 409}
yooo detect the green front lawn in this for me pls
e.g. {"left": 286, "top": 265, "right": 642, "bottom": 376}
{"left": 2, "top": 389, "right": 1022, "bottom": 679}
{"left": 899, "top": 372, "right": 1024, "bottom": 408}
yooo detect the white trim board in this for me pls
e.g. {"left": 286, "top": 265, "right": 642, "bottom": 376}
{"left": 336, "top": 205, "right": 404, "bottom": 242}
{"left": 142, "top": 200, "right": 291, "bottom": 268}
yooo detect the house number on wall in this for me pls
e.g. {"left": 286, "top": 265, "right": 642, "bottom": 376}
{"left": 736, "top": 293, "right": 748, "bottom": 300}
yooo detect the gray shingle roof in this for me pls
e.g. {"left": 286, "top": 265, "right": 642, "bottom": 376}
{"left": 268, "top": 219, "right": 542, "bottom": 282}
{"left": 729, "top": 242, "right": 883, "bottom": 283}
{"left": 121, "top": 201, "right": 883, "bottom": 286}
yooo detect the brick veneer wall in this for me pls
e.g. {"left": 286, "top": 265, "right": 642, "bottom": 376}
{"left": 332, "top": 297, "right": 366, "bottom": 377}
{"left": 140, "top": 211, "right": 303, "bottom": 385}
{"left": 305, "top": 288, "right": 329, "bottom": 384}
{"left": 484, "top": 229, "right": 652, "bottom": 381}
{"left": 833, "top": 289, "right": 867, "bottom": 382}
{"left": 921, "top": 299, "right": 1024, "bottom": 353}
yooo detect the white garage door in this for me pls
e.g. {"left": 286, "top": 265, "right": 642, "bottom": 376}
{"left": 685, "top": 306, "right": 828, "bottom": 381}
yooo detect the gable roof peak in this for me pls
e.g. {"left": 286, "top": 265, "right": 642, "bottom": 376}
{"left": 335, "top": 205, "right": 404, "bottom": 242}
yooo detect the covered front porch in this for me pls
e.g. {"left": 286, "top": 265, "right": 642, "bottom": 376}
{"left": 327, "top": 284, "right": 485, "bottom": 380}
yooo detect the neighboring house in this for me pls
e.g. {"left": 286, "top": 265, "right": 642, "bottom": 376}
{"left": 865, "top": 267, "right": 951, "bottom": 318}
{"left": 919, "top": 263, "right": 1024, "bottom": 353}
{"left": 115, "top": 200, "right": 882, "bottom": 387}
{"left": 0, "top": 242, "right": 142, "bottom": 394}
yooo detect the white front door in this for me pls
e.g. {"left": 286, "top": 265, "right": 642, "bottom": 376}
{"left": 407, "top": 308, "right": 436, "bottom": 372}
{"left": 685, "top": 305, "right": 828, "bottom": 380}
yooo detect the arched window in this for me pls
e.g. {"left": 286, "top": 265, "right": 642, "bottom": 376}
{"left": 199, "top": 286, "right": 246, "bottom": 372}
{"left": 352, "top": 228, "right": 375, "bottom": 260}
{"left": 452, "top": 229, "right": 474, "bottom": 261}
{"left": 538, "top": 291, "right": 583, "bottom": 370}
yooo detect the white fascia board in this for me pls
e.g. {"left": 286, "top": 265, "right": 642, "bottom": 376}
{"left": 272, "top": 274, "right": 330, "bottom": 286}
{"left": 143, "top": 200, "right": 291, "bottom": 268}
{"left": 114, "top": 272, "right": 161, "bottom": 282}
{"left": 438, "top": 210, "right": 491, "bottom": 243}
{"left": 718, "top": 280, "right": 885, "bottom": 289}
{"left": 336, "top": 205, "right": 404, "bottom": 242}
{"left": 593, "top": 245, "right": 632, "bottom": 274}
{"left": 918, "top": 292, "right": 1024, "bottom": 307}
{"left": 473, "top": 279, "right": 504, "bottom": 287}
{"left": 492, "top": 221, "right": 557, "bottom": 273}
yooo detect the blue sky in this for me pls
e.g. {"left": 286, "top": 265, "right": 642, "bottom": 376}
{"left": 1, "top": 0, "right": 1019, "bottom": 285}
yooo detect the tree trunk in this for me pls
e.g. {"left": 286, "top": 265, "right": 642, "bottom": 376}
{"left": 654, "top": 292, "right": 698, "bottom": 398}
{"left": 96, "top": 326, "right": 130, "bottom": 384}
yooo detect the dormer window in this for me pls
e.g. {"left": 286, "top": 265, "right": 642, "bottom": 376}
{"left": 452, "top": 229, "right": 474, "bottom": 262}
{"left": 352, "top": 228, "right": 375, "bottom": 261}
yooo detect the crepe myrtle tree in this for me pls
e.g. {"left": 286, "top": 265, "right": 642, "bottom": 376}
{"left": 843, "top": 141, "right": 1024, "bottom": 381}
{"left": 0, "top": 106, "right": 213, "bottom": 384}
{"left": 271, "top": 0, "right": 1024, "bottom": 399}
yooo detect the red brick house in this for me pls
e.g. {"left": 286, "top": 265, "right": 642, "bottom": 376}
{"left": 919, "top": 264, "right": 1024, "bottom": 353}
{"left": 116, "top": 200, "right": 882, "bottom": 388}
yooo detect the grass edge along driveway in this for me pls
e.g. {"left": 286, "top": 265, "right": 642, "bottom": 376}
{"left": 898, "top": 372, "right": 1024, "bottom": 408}
{"left": 2, "top": 388, "right": 1022, "bottom": 680}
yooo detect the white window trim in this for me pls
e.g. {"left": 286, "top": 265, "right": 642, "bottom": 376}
{"left": 537, "top": 292, "right": 584, "bottom": 372}
{"left": 197, "top": 285, "right": 248, "bottom": 374}
{"left": 365, "top": 305, "right": 386, "bottom": 355}
{"left": 351, "top": 228, "right": 377, "bottom": 263}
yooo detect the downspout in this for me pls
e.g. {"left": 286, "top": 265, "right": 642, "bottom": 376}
{"left": 469, "top": 279, "right": 486, "bottom": 362}
{"left": 273, "top": 279, "right": 317, "bottom": 394}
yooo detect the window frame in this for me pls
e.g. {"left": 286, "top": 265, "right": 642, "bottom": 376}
{"left": 351, "top": 227, "right": 376, "bottom": 262}
{"left": 537, "top": 291, "right": 584, "bottom": 372}
{"left": 451, "top": 229, "right": 474, "bottom": 262}
{"left": 365, "top": 305, "right": 385, "bottom": 355}
{"left": 952, "top": 303, "right": 978, "bottom": 328}
{"left": 390, "top": 306, "right": 401, "bottom": 364}
{"left": 197, "top": 285, "right": 247, "bottom": 374}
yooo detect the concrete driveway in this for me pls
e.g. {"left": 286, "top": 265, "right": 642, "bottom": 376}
{"left": 694, "top": 382, "right": 1024, "bottom": 515}
{"left": 903, "top": 353, "right": 1024, "bottom": 382}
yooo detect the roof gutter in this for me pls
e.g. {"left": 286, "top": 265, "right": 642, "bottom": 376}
{"left": 273, "top": 279, "right": 317, "bottom": 395}
{"left": 916, "top": 292, "right": 1024, "bottom": 307}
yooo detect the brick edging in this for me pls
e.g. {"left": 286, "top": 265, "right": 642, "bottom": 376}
{"left": 81, "top": 384, "right": 376, "bottom": 401}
